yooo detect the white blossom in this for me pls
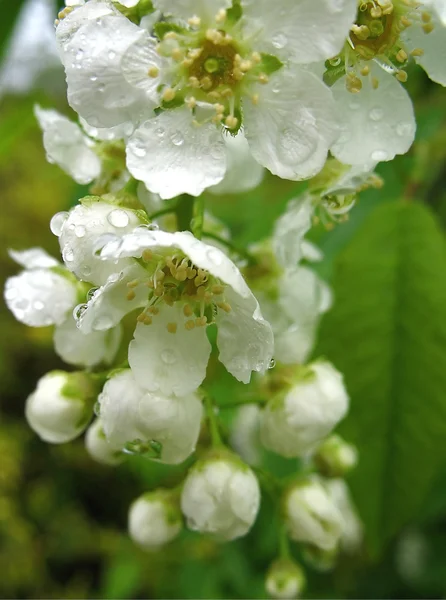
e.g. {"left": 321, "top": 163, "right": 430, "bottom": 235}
{"left": 181, "top": 453, "right": 261, "bottom": 540}
{"left": 326, "top": 479, "right": 363, "bottom": 553}
{"left": 77, "top": 229, "right": 274, "bottom": 396}
{"left": 285, "top": 476, "right": 344, "bottom": 551}
{"left": 34, "top": 105, "right": 101, "bottom": 184}
{"left": 55, "top": 199, "right": 143, "bottom": 285}
{"left": 98, "top": 370, "right": 203, "bottom": 464}
{"left": 25, "top": 371, "right": 94, "bottom": 444}
{"left": 314, "top": 434, "right": 358, "bottom": 477}
{"left": 229, "top": 404, "right": 262, "bottom": 466}
{"left": 265, "top": 559, "right": 306, "bottom": 600}
{"left": 85, "top": 418, "right": 124, "bottom": 465}
{"left": 128, "top": 490, "right": 182, "bottom": 549}
{"left": 260, "top": 361, "right": 349, "bottom": 458}
{"left": 273, "top": 195, "right": 314, "bottom": 269}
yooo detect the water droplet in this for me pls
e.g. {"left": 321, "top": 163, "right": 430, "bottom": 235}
{"left": 268, "top": 358, "right": 276, "bottom": 370}
{"left": 63, "top": 245, "right": 74, "bottom": 263}
{"left": 278, "top": 124, "right": 318, "bottom": 166}
{"left": 369, "top": 107, "right": 383, "bottom": 121}
{"left": 170, "top": 130, "right": 184, "bottom": 146}
{"left": 81, "top": 264, "right": 92, "bottom": 278}
{"left": 90, "top": 75, "right": 98, "bottom": 82}
{"left": 50, "top": 211, "right": 69, "bottom": 236}
{"left": 272, "top": 82, "right": 281, "bottom": 93}
{"left": 271, "top": 33, "right": 287, "bottom": 49}
{"left": 75, "top": 49, "right": 84, "bottom": 61}
{"left": 98, "top": 84, "right": 105, "bottom": 93}
{"left": 75, "top": 225, "right": 86, "bottom": 238}
{"left": 161, "top": 349, "right": 177, "bottom": 364}
{"left": 396, "top": 121, "right": 413, "bottom": 137}
{"left": 108, "top": 50, "right": 116, "bottom": 60}
{"left": 107, "top": 209, "right": 130, "bottom": 228}
{"left": 155, "top": 127, "right": 165, "bottom": 137}
{"left": 33, "top": 300, "right": 45, "bottom": 311}
{"left": 94, "top": 401, "right": 101, "bottom": 417}
{"left": 132, "top": 144, "right": 147, "bottom": 158}
{"left": 87, "top": 287, "right": 99, "bottom": 301}
{"left": 371, "top": 149, "right": 388, "bottom": 161}
{"left": 73, "top": 303, "right": 88, "bottom": 320}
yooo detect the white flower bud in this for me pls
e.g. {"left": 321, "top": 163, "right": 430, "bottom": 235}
{"left": 314, "top": 434, "right": 358, "bottom": 478}
{"left": 25, "top": 371, "right": 96, "bottom": 444}
{"left": 285, "top": 476, "right": 343, "bottom": 551}
{"left": 229, "top": 404, "right": 262, "bottom": 466}
{"left": 260, "top": 361, "right": 349, "bottom": 458}
{"left": 128, "top": 490, "right": 182, "bottom": 550}
{"left": 326, "top": 479, "right": 363, "bottom": 553}
{"left": 265, "top": 559, "right": 306, "bottom": 600}
{"left": 85, "top": 418, "right": 123, "bottom": 465}
{"left": 57, "top": 200, "right": 142, "bottom": 285}
{"left": 98, "top": 370, "right": 202, "bottom": 465}
{"left": 181, "top": 452, "right": 261, "bottom": 541}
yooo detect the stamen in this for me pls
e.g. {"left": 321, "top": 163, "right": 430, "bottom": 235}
{"left": 167, "top": 322, "right": 177, "bottom": 334}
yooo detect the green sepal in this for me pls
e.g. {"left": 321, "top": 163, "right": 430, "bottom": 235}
{"left": 154, "top": 21, "right": 188, "bottom": 40}
{"left": 160, "top": 94, "right": 185, "bottom": 110}
{"left": 226, "top": 1, "right": 242, "bottom": 24}
{"left": 259, "top": 53, "right": 284, "bottom": 75}
{"left": 323, "top": 62, "right": 346, "bottom": 87}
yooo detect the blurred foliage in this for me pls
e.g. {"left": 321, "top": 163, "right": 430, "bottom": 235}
{"left": 1, "top": 2, "right": 446, "bottom": 599}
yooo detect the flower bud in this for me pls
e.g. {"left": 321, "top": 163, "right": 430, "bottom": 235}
{"left": 326, "top": 479, "right": 363, "bottom": 553}
{"left": 229, "top": 404, "right": 261, "bottom": 466}
{"left": 98, "top": 370, "right": 202, "bottom": 464}
{"left": 85, "top": 418, "right": 123, "bottom": 465}
{"left": 301, "top": 544, "right": 338, "bottom": 572}
{"left": 181, "top": 451, "right": 261, "bottom": 541}
{"left": 57, "top": 199, "right": 142, "bottom": 285}
{"left": 25, "top": 371, "right": 96, "bottom": 443}
{"left": 284, "top": 476, "right": 343, "bottom": 551}
{"left": 260, "top": 361, "right": 349, "bottom": 458}
{"left": 128, "top": 489, "right": 182, "bottom": 550}
{"left": 265, "top": 558, "right": 306, "bottom": 599}
{"left": 314, "top": 434, "right": 358, "bottom": 477}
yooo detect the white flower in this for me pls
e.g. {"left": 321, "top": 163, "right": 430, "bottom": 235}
{"left": 260, "top": 361, "right": 349, "bottom": 458}
{"left": 326, "top": 479, "right": 363, "bottom": 553}
{"left": 56, "top": 0, "right": 357, "bottom": 196}
{"left": 314, "top": 434, "right": 358, "bottom": 478}
{"left": 78, "top": 229, "right": 274, "bottom": 396}
{"left": 229, "top": 404, "right": 262, "bottom": 466}
{"left": 34, "top": 105, "right": 101, "bottom": 184}
{"left": 273, "top": 195, "right": 314, "bottom": 268}
{"left": 265, "top": 559, "right": 306, "bottom": 600}
{"left": 180, "top": 453, "right": 261, "bottom": 540}
{"left": 55, "top": 199, "right": 143, "bottom": 285}
{"left": 285, "top": 476, "right": 344, "bottom": 551}
{"left": 98, "top": 370, "right": 203, "bottom": 464}
{"left": 85, "top": 418, "right": 124, "bottom": 465}
{"left": 128, "top": 490, "right": 182, "bottom": 549}
{"left": 25, "top": 371, "right": 95, "bottom": 444}
{"left": 4, "top": 248, "right": 77, "bottom": 327}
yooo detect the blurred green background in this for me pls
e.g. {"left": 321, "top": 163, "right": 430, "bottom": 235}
{"left": 1, "top": 1, "right": 446, "bottom": 598}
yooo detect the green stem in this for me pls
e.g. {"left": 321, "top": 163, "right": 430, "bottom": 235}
{"left": 279, "top": 524, "right": 291, "bottom": 559}
{"left": 204, "top": 394, "right": 223, "bottom": 447}
{"left": 192, "top": 195, "right": 205, "bottom": 239}
{"left": 176, "top": 194, "right": 195, "bottom": 232}
{"left": 202, "top": 231, "right": 256, "bottom": 264}
{"left": 148, "top": 206, "right": 177, "bottom": 221}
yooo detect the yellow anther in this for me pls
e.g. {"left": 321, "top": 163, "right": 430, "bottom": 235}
{"left": 163, "top": 88, "right": 176, "bottom": 102}
{"left": 148, "top": 306, "right": 159, "bottom": 315}
{"left": 360, "top": 65, "right": 370, "bottom": 76}
{"left": 188, "top": 15, "right": 201, "bottom": 27}
{"left": 370, "top": 6, "right": 382, "bottom": 17}
{"left": 185, "top": 320, "right": 196, "bottom": 330}
{"left": 164, "top": 295, "right": 174, "bottom": 306}
{"left": 371, "top": 76, "right": 380, "bottom": 89}
{"left": 187, "top": 267, "right": 197, "bottom": 279}
{"left": 251, "top": 93, "right": 260, "bottom": 105}
{"left": 221, "top": 88, "right": 234, "bottom": 98}
{"left": 164, "top": 31, "right": 178, "bottom": 40}
{"left": 144, "top": 316, "right": 153, "bottom": 325}
{"left": 196, "top": 285, "right": 207, "bottom": 298}
{"left": 400, "top": 16, "right": 412, "bottom": 27}
{"left": 167, "top": 322, "right": 177, "bottom": 334}
{"left": 148, "top": 66, "right": 159, "bottom": 77}
{"left": 127, "top": 279, "right": 140, "bottom": 288}
{"left": 258, "top": 73, "right": 269, "bottom": 84}
{"left": 142, "top": 249, "right": 153, "bottom": 262}
{"left": 189, "top": 76, "right": 200, "bottom": 88}
{"left": 183, "top": 304, "right": 193, "bottom": 317}
{"left": 171, "top": 48, "right": 184, "bottom": 61}
{"left": 212, "top": 114, "right": 224, "bottom": 124}
{"left": 233, "top": 68, "right": 244, "bottom": 81}
{"left": 207, "top": 91, "right": 221, "bottom": 101}
{"left": 182, "top": 58, "right": 193, "bottom": 68}
{"left": 206, "top": 28, "right": 223, "bottom": 44}
{"left": 214, "top": 103, "right": 225, "bottom": 114}
{"left": 154, "top": 286, "right": 164, "bottom": 297}
{"left": 351, "top": 24, "right": 370, "bottom": 40}
{"left": 225, "top": 115, "right": 238, "bottom": 129}
{"left": 137, "top": 312, "right": 146, "bottom": 323}
{"left": 422, "top": 22, "right": 434, "bottom": 33}
{"left": 195, "top": 316, "right": 208, "bottom": 327}
{"left": 188, "top": 48, "right": 203, "bottom": 60}
{"left": 240, "top": 60, "right": 253, "bottom": 72}
{"left": 186, "top": 96, "right": 197, "bottom": 109}
{"left": 396, "top": 49, "right": 408, "bottom": 62}
{"left": 212, "top": 285, "right": 225, "bottom": 295}
{"left": 215, "top": 8, "right": 227, "bottom": 23}
{"left": 410, "top": 47, "right": 424, "bottom": 56}
{"left": 127, "top": 290, "right": 136, "bottom": 301}
{"left": 421, "top": 11, "right": 431, "bottom": 22}
{"left": 396, "top": 69, "right": 408, "bottom": 82}
{"left": 175, "top": 269, "right": 188, "bottom": 282}
{"left": 346, "top": 73, "right": 362, "bottom": 93}
{"left": 200, "top": 76, "right": 213, "bottom": 90}
{"left": 217, "top": 301, "right": 232, "bottom": 313}
{"left": 251, "top": 51, "right": 261, "bottom": 63}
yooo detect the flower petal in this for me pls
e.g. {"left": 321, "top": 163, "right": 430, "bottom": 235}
{"left": 126, "top": 108, "right": 226, "bottom": 199}
{"left": 8, "top": 247, "right": 59, "bottom": 269}
{"left": 80, "top": 117, "right": 135, "bottom": 141}
{"left": 330, "top": 67, "right": 416, "bottom": 165}
{"left": 217, "top": 286, "right": 274, "bottom": 383}
{"left": 153, "top": 0, "right": 231, "bottom": 22}
{"left": 278, "top": 267, "right": 332, "bottom": 323}
{"left": 240, "top": 0, "right": 357, "bottom": 63}
{"left": 402, "top": 15, "right": 446, "bottom": 86}
{"left": 34, "top": 105, "right": 101, "bottom": 184}
{"left": 272, "top": 193, "right": 314, "bottom": 267}
{"left": 208, "top": 132, "right": 265, "bottom": 195}
{"left": 128, "top": 304, "right": 212, "bottom": 396}
{"left": 244, "top": 67, "right": 338, "bottom": 180}
{"left": 121, "top": 33, "right": 165, "bottom": 97}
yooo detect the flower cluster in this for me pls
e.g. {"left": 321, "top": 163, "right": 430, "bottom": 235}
{"left": 5, "top": 0, "right": 444, "bottom": 596}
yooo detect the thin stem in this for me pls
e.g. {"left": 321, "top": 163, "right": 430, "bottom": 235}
{"left": 176, "top": 194, "right": 194, "bottom": 232}
{"left": 192, "top": 195, "right": 205, "bottom": 239}
{"left": 279, "top": 524, "right": 291, "bottom": 559}
{"left": 204, "top": 394, "right": 223, "bottom": 447}
{"left": 148, "top": 206, "right": 177, "bottom": 221}
{"left": 202, "top": 231, "right": 256, "bottom": 264}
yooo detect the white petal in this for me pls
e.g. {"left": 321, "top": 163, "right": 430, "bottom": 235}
{"left": 56, "top": 1, "right": 117, "bottom": 50}
{"left": 152, "top": 0, "right": 231, "bottom": 21}
{"left": 77, "top": 263, "right": 149, "bottom": 333}
{"left": 244, "top": 67, "right": 338, "bottom": 180}
{"left": 301, "top": 240, "right": 324, "bottom": 263}
{"left": 208, "top": 132, "right": 265, "bottom": 195}
{"left": 54, "top": 316, "right": 122, "bottom": 367}
{"left": 278, "top": 267, "right": 332, "bottom": 324}
{"left": 402, "top": 15, "right": 446, "bottom": 86}
{"left": 8, "top": 247, "right": 59, "bottom": 269}
{"left": 121, "top": 34, "right": 165, "bottom": 97}
{"left": 331, "top": 67, "right": 416, "bottom": 165}
{"left": 274, "top": 323, "right": 316, "bottom": 365}
{"left": 61, "top": 12, "right": 155, "bottom": 128}
{"left": 34, "top": 106, "right": 101, "bottom": 184}
{"left": 217, "top": 286, "right": 274, "bottom": 383}
{"left": 85, "top": 418, "right": 124, "bottom": 465}
{"left": 119, "top": 0, "right": 140, "bottom": 6}
{"left": 128, "top": 304, "right": 212, "bottom": 396}
{"left": 80, "top": 117, "right": 135, "bottom": 141}
{"left": 272, "top": 194, "right": 314, "bottom": 267}
{"left": 422, "top": 0, "right": 446, "bottom": 25}
{"left": 5, "top": 269, "right": 77, "bottom": 327}
{"left": 127, "top": 108, "right": 226, "bottom": 199}
{"left": 241, "top": 0, "right": 357, "bottom": 63}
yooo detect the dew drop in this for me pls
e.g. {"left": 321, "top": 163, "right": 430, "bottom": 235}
{"left": 278, "top": 125, "right": 317, "bottom": 166}
{"left": 73, "top": 303, "right": 88, "bottom": 320}
{"left": 268, "top": 358, "right": 276, "bottom": 370}
{"left": 396, "top": 121, "right": 413, "bottom": 137}
{"left": 369, "top": 107, "right": 383, "bottom": 121}
{"left": 50, "top": 211, "right": 69, "bottom": 236}
{"left": 107, "top": 209, "right": 130, "bottom": 228}
{"left": 63, "top": 245, "right": 74, "bottom": 263}
{"left": 81, "top": 264, "right": 92, "bottom": 278}
{"left": 371, "top": 149, "right": 388, "bottom": 161}
{"left": 161, "top": 349, "right": 176, "bottom": 364}
{"left": 87, "top": 287, "right": 99, "bottom": 301}
{"left": 108, "top": 50, "right": 116, "bottom": 60}
{"left": 170, "top": 130, "right": 184, "bottom": 146}
{"left": 271, "top": 33, "right": 287, "bottom": 49}
{"left": 90, "top": 75, "right": 98, "bottom": 82}
{"left": 75, "top": 49, "right": 84, "bottom": 61}
{"left": 75, "top": 225, "right": 86, "bottom": 238}
{"left": 33, "top": 300, "right": 45, "bottom": 311}
{"left": 155, "top": 127, "right": 165, "bottom": 137}
{"left": 15, "top": 298, "right": 29, "bottom": 310}
{"left": 133, "top": 144, "right": 147, "bottom": 158}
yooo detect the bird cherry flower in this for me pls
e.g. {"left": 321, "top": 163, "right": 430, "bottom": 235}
{"left": 56, "top": 0, "right": 358, "bottom": 198}
{"left": 77, "top": 228, "right": 274, "bottom": 396}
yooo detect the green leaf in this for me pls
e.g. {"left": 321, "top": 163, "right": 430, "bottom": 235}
{"left": 316, "top": 200, "right": 446, "bottom": 557}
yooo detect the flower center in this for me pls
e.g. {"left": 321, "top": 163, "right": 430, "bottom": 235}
{"left": 127, "top": 249, "right": 231, "bottom": 333}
